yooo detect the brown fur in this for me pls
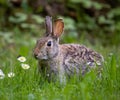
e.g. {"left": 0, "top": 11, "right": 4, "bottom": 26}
{"left": 33, "top": 16, "right": 104, "bottom": 82}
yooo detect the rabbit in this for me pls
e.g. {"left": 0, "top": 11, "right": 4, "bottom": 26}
{"left": 33, "top": 16, "right": 104, "bottom": 82}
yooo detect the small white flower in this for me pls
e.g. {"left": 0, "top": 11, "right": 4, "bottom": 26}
{"left": 17, "top": 56, "right": 26, "bottom": 62}
{"left": 8, "top": 72, "right": 15, "bottom": 78}
{"left": 21, "top": 64, "right": 30, "bottom": 70}
{"left": 0, "top": 69, "right": 5, "bottom": 79}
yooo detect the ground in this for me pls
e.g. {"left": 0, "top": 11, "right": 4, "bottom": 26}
{"left": 0, "top": 31, "right": 119, "bottom": 100}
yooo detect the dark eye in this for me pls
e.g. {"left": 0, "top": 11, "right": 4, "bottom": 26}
{"left": 47, "top": 41, "right": 51, "bottom": 46}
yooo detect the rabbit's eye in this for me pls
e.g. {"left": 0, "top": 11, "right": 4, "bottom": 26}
{"left": 47, "top": 41, "right": 51, "bottom": 46}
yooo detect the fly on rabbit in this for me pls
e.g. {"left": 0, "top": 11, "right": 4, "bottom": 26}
{"left": 33, "top": 16, "right": 104, "bottom": 82}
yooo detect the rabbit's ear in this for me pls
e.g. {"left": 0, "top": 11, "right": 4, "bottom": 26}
{"left": 45, "top": 16, "right": 52, "bottom": 36}
{"left": 53, "top": 19, "right": 64, "bottom": 38}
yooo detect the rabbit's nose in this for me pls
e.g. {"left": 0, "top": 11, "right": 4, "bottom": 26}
{"left": 33, "top": 51, "right": 39, "bottom": 59}
{"left": 33, "top": 48, "right": 39, "bottom": 59}
{"left": 34, "top": 53, "right": 38, "bottom": 59}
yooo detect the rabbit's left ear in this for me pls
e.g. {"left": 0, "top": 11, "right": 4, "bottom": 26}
{"left": 45, "top": 16, "right": 52, "bottom": 36}
{"left": 53, "top": 19, "right": 64, "bottom": 38}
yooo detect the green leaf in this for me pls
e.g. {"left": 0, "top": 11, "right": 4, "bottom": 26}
{"left": 110, "top": 55, "right": 117, "bottom": 81}
{"left": 32, "top": 15, "right": 44, "bottom": 24}
{"left": 9, "top": 13, "right": 27, "bottom": 23}
{"left": 93, "top": 2, "right": 103, "bottom": 10}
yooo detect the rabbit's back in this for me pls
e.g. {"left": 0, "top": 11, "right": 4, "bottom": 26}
{"left": 60, "top": 44, "right": 103, "bottom": 75}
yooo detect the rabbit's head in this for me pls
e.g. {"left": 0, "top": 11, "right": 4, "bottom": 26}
{"left": 33, "top": 16, "right": 64, "bottom": 60}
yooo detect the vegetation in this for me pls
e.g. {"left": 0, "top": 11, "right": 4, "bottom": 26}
{"left": 0, "top": 0, "right": 119, "bottom": 100}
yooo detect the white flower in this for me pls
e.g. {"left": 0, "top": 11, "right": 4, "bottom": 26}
{"left": 21, "top": 64, "right": 30, "bottom": 70}
{"left": 0, "top": 69, "right": 5, "bottom": 79}
{"left": 17, "top": 56, "right": 26, "bottom": 62}
{"left": 8, "top": 72, "right": 15, "bottom": 78}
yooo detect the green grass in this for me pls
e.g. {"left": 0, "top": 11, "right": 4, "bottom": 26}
{"left": 0, "top": 32, "right": 119, "bottom": 100}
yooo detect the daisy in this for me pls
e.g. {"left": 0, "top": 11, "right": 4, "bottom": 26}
{"left": 8, "top": 72, "right": 15, "bottom": 78}
{"left": 17, "top": 56, "right": 26, "bottom": 62}
{"left": 0, "top": 69, "right": 5, "bottom": 79}
{"left": 21, "top": 64, "right": 30, "bottom": 70}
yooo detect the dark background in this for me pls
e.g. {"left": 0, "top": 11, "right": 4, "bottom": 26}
{"left": 0, "top": 0, "right": 120, "bottom": 48}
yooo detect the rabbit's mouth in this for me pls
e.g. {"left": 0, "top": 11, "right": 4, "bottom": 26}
{"left": 39, "top": 56, "right": 48, "bottom": 60}
{"left": 34, "top": 53, "right": 49, "bottom": 60}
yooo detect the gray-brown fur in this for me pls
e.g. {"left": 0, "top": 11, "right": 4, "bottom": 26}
{"left": 60, "top": 44, "right": 103, "bottom": 76}
{"left": 33, "top": 16, "right": 104, "bottom": 82}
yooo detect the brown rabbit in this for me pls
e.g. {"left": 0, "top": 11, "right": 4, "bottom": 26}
{"left": 33, "top": 16, "right": 104, "bottom": 82}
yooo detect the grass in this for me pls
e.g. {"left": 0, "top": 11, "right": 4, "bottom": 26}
{"left": 0, "top": 31, "right": 119, "bottom": 100}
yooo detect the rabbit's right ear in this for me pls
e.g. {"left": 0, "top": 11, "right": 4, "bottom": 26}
{"left": 45, "top": 16, "right": 52, "bottom": 36}
{"left": 53, "top": 19, "right": 64, "bottom": 38}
